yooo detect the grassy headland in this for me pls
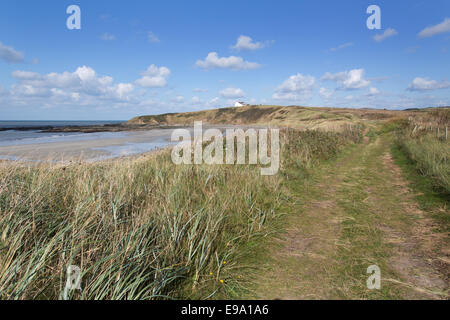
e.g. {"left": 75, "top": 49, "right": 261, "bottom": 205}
{"left": 128, "top": 105, "right": 405, "bottom": 131}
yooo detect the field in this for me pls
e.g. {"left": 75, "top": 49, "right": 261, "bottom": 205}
{"left": 0, "top": 106, "right": 448, "bottom": 300}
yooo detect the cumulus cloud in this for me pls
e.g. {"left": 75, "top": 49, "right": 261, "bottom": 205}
{"left": 0, "top": 42, "right": 25, "bottom": 63}
{"left": 9, "top": 66, "right": 135, "bottom": 103}
{"left": 272, "top": 73, "right": 315, "bottom": 102}
{"left": 219, "top": 87, "right": 245, "bottom": 98}
{"left": 115, "top": 83, "right": 134, "bottom": 99}
{"left": 195, "top": 52, "right": 260, "bottom": 70}
{"left": 135, "top": 64, "right": 171, "bottom": 88}
{"left": 373, "top": 28, "right": 398, "bottom": 42}
{"left": 418, "top": 18, "right": 450, "bottom": 38}
{"left": 100, "top": 33, "right": 116, "bottom": 41}
{"left": 322, "top": 69, "right": 370, "bottom": 90}
{"left": 407, "top": 77, "right": 450, "bottom": 91}
{"left": 231, "top": 35, "right": 268, "bottom": 51}
{"left": 148, "top": 31, "right": 160, "bottom": 43}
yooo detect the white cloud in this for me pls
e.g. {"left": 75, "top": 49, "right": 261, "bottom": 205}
{"left": 12, "top": 66, "right": 114, "bottom": 91}
{"left": 272, "top": 73, "right": 315, "bottom": 102}
{"left": 366, "top": 87, "right": 380, "bottom": 96}
{"left": 135, "top": 64, "right": 171, "bottom": 88}
{"left": 329, "top": 42, "right": 354, "bottom": 52}
{"left": 141, "top": 65, "right": 170, "bottom": 77}
{"left": 8, "top": 66, "right": 135, "bottom": 104}
{"left": 418, "top": 18, "right": 450, "bottom": 38}
{"left": 231, "top": 35, "right": 268, "bottom": 51}
{"left": 148, "top": 31, "right": 160, "bottom": 43}
{"left": 0, "top": 42, "right": 25, "bottom": 63}
{"left": 100, "top": 33, "right": 116, "bottom": 41}
{"left": 12, "top": 70, "right": 42, "bottom": 80}
{"left": 195, "top": 52, "right": 260, "bottom": 70}
{"left": 115, "top": 83, "right": 134, "bottom": 99}
{"left": 319, "top": 87, "right": 333, "bottom": 99}
{"left": 322, "top": 69, "right": 370, "bottom": 90}
{"left": 191, "top": 96, "right": 201, "bottom": 103}
{"left": 373, "top": 28, "right": 398, "bottom": 42}
{"left": 220, "top": 87, "right": 245, "bottom": 98}
{"left": 407, "top": 77, "right": 450, "bottom": 91}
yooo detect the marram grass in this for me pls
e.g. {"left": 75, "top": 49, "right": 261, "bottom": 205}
{"left": 0, "top": 128, "right": 361, "bottom": 300}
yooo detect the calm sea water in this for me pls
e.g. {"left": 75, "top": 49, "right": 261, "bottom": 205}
{"left": 0, "top": 121, "right": 124, "bottom": 146}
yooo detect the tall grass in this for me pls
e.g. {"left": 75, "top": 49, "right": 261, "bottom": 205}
{"left": 0, "top": 128, "right": 360, "bottom": 300}
{"left": 395, "top": 109, "right": 450, "bottom": 194}
{"left": 396, "top": 133, "right": 449, "bottom": 194}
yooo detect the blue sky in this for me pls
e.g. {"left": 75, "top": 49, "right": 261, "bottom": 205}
{"left": 0, "top": 0, "right": 449, "bottom": 120}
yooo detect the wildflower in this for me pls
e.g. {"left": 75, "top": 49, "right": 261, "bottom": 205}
{"left": 220, "top": 279, "right": 224, "bottom": 284}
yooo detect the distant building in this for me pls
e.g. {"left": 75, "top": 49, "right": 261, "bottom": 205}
{"left": 234, "top": 101, "right": 247, "bottom": 107}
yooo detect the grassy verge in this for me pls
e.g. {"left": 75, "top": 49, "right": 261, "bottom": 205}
{"left": 395, "top": 134, "right": 449, "bottom": 195}
{"left": 391, "top": 143, "right": 449, "bottom": 232}
{"left": 394, "top": 108, "right": 449, "bottom": 194}
{"left": 390, "top": 109, "right": 449, "bottom": 229}
{"left": 0, "top": 127, "right": 361, "bottom": 300}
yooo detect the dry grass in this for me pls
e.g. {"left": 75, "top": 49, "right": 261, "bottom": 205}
{"left": 0, "top": 128, "right": 361, "bottom": 300}
{"left": 128, "top": 105, "right": 368, "bottom": 130}
{"left": 396, "top": 108, "right": 450, "bottom": 194}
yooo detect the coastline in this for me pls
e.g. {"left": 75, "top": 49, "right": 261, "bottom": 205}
{"left": 0, "top": 128, "right": 176, "bottom": 162}
{"left": 0, "top": 124, "right": 267, "bottom": 162}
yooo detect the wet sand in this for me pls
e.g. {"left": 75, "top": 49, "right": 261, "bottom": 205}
{"left": 0, "top": 129, "right": 175, "bottom": 162}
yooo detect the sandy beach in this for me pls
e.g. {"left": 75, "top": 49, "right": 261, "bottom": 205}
{"left": 0, "top": 125, "right": 266, "bottom": 162}
{"left": 0, "top": 128, "right": 176, "bottom": 162}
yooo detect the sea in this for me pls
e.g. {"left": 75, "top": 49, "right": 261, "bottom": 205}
{"left": 0, "top": 121, "right": 124, "bottom": 146}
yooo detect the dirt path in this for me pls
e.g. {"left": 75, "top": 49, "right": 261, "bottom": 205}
{"left": 247, "top": 135, "right": 448, "bottom": 299}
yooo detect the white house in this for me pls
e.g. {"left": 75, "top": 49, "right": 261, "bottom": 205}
{"left": 234, "top": 101, "right": 247, "bottom": 107}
